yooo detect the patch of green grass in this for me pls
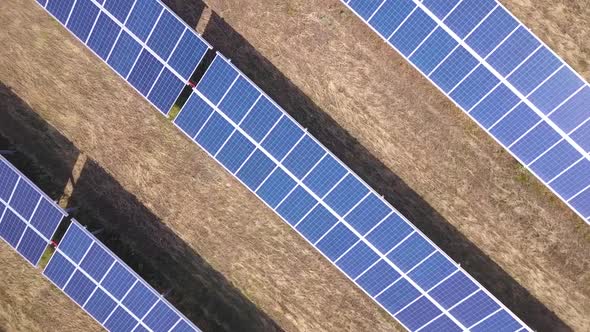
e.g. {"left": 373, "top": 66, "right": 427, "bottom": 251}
{"left": 168, "top": 103, "right": 182, "bottom": 121}
{"left": 514, "top": 163, "right": 532, "bottom": 184}
{"left": 38, "top": 245, "right": 55, "bottom": 269}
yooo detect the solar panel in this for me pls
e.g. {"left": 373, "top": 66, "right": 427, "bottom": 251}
{"left": 174, "top": 53, "right": 531, "bottom": 331}
{"left": 0, "top": 156, "right": 66, "bottom": 266}
{"left": 341, "top": 0, "right": 590, "bottom": 224}
{"left": 43, "top": 220, "right": 201, "bottom": 332}
{"left": 38, "top": 0, "right": 211, "bottom": 115}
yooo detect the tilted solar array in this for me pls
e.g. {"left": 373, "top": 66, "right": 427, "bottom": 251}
{"left": 38, "top": 0, "right": 211, "bottom": 115}
{"left": 342, "top": 0, "right": 590, "bottom": 224}
{"left": 44, "top": 220, "right": 201, "bottom": 332}
{"left": 174, "top": 53, "right": 531, "bottom": 331}
{"left": 0, "top": 156, "right": 66, "bottom": 266}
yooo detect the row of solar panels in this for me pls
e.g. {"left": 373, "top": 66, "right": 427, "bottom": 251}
{"left": 34, "top": 0, "right": 532, "bottom": 331}
{"left": 0, "top": 156, "right": 202, "bottom": 332}
{"left": 342, "top": 0, "right": 590, "bottom": 223}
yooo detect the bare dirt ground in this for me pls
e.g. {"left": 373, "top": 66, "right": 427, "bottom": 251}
{"left": 0, "top": 0, "right": 589, "bottom": 331}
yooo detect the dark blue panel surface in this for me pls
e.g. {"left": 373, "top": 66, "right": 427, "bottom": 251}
{"left": 84, "top": 288, "right": 117, "bottom": 323}
{"left": 17, "top": 228, "right": 47, "bottom": 265}
{"left": 168, "top": 32, "right": 209, "bottom": 80}
{"left": 487, "top": 27, "right": 540, "bottom": 76}
{"left": 282, "top": 136, "right": 325, "bottom": 179}
{"left": 444, "top": 0, "right": 496, "bottom": 39}
{"left": 276, "top": 186, "right": 317, "bottom": 226}
{"left": 571, "top": 119, "right": 590, "bottom": 152}
{"left": 101, "top": 262, "right": 136, "bottom": 300}
{"left": 356, "top": 259, "right": 400, "bottom": 296}
{"left": 336, "top": 241, "right": 380, "bottom": 279}
{"left": 430, "top": 47, "right": 478, "bottom": 92}
{"left": 530, "top": 67, "right": 584, "bottom": 114}
{"left": 9, "top": 180, "right": 41, "bottom": 221}
{"left": 174, "top": 93, "right": 213, "bottom": 138}
{"left": 549, "top": 86, "right": 590, "bottom": 133}
{"left": 240, "top": 97, "right": 282, "bottom": 142}
{"left": 37, "top": 0, "right": 48, "bottom": 8}
{"left": 303, "top": 155, "right": 347, "bottom": 198}
{"left": 236, "top": 150, "right": 276, "bottom": 190}
{"left": 366, "top": 213, "right": 413, "bottom": 254}
{"left": 197, "top": 57, "right": 238, "bottom": 105}
{"left": 450, "top": 291, "right": 500, "bottom": 327}
{"left": 261, "top": 118, "right": 304, "bottom": 160}
{"left": 104, "top": 0, "right": 135, "bottom": 23}
{"left": 550, "top": 159, "right": 590, "bottom": 199}
{"left": 408, "top": 252, "right": 456, "bottom": 291}
{"left": 470, "top": 84, "right": 521, "bottom": 129}
{"left": 316, "top": 223, "right": 358, "bottom": 261}
{"left": 529, "top": 140, "right": 581, "bottom": 182}
{"left": 410, "top": 28, "right": 458, "bottom": 75}
{"left": 450, "top": 65, "right": 499, "bottom": 110}
{"left": 218, "top": 77, "right": 260, "bottom": 123}
{"left": 144, "top": 301, "right": 180, "bottom": 332}
{"left": 345, "top": 194, "right": 390, "bottom": 235}
{"left": 466, "top": 7, "right": 518, "bottom": 57}
{"left": 87, "top": 13, "right": 120, "bottom": 60}
{"left": 104, "top": 306, "right": 137, "bottom": 332}
{"left": 471, "top": 310, "right": 522, "bottom": 332}
{"left": 147, "top": 10, "right": 184, "bottom": 60}
{"left": 107, "top": 31, "right": 142, "bottom": 78}
{"left": 509, "top": 122, "right": 561, "bottom": 164}
{"left": 64, "top": 270, "right": 96, "bottom": 306}
{"left": 59, "top": 223, "right": 93, "bottom": 263}
{"left": 125, "top": 0, "right": 162, "bottom": 42}
{"left": 348, "top": 0, "right": 383, "bottom": 20}
{"left": 324, "top": 174, "right": 369, "bottom": 216}
{"left": 195, "top": 112, "right": 234, "bottom": 155}
{"left": 508, "top": 47, "right": 562, "bottom": 95}
{"left": 420, "top": 315, "right": 462, "bottom": 332}
{"left": 256, "top": 167, "right": 296, "bottom": 208}
{"left": 570, "top": 187, "right": 590, "bottom": 218}
{"left": 490, "top": 103, "right": 540, "bottom": 146}
{"left": 29, "top": 198, "right": 63, "bottom": 239}
{"left": 397, "top": 296, "right": 441, "bottom": 331}
{"left": 171, "top": 320, "right": 195, "bottom": 332}
{"left": 375, "top": 278, "right": 420, "bottom": 314}
{"left": 122, "top": 282, "right": 158, "bottom": 318}
{"left": 47, "top": 0, "right": 75, "bottom": 24}
{"left": 423, "top": 0, "right": 461, "bottom": 20}
{"left": 66, "top": 0, "right": 99, "bottom": 42}
{"left": 296, "top": 205, "right": 338, "bottom": 243}
{"left": 80, "top": 244, "right": 115, "bottom": 282}
{"left": 0, "top": 161, "right": 18, "bottom": 201}
{"left": 44, "top": 252, "right": 76, "bottom": 289}
{"left": 216, "top": 131, "right": 256, "bottom": 173}
{"left": 127, "top": 50, "right": 163, "bottom": 96}
{"left": 368, "top": 0, "right": 415, "bottom": 39}
{"left": 389, "top": 10, "right": 437, "bottom": 56}
{"left": 148, "top": 68, "right": 184, "bottom": 115}
{"left": 387, "top": 233, "right": 434, "bottom": 272}
{"left": 430, "top": 271, "right": 480, "bottom": 309}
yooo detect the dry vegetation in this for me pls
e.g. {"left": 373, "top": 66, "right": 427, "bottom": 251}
{"left": 0, "top": 0, "right": 589, "bottom": 331}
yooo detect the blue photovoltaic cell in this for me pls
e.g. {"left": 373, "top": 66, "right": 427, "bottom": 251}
{"left": 87, "top": 13, "right": 120, "bottom": 60}
{"left": 10, "top": 180, "right": 41, "bottom": 221}
{"left": 422, "top": 0, "right": 461, "bottom": 20}
{"left": 127, "top": 50, "right": 164, "bottom": 96}
{"left": 407, "top": 253, "right": 456, "bottom": 291}
{"left": 195, "top": 112, "right": 234, "bottom": 155}
{"left": 296, "top": 205, "right": 338, "bottom": 243}
{"left": 430, "top": 47, "right": 478, "bottom": 93}
{"left": 509, "top": 122, "right": 561, "bottom": 164}
{"left": 64, "top": 270, "right": 96, "bottom": 306}
{"left": 168, "top": 32, "right": 209, "bottom": 80}
{"left": 0, "top": 161, "right": 18, "bottom": 201}
{"left": 174, "top": 93, "right": 214, "bottom": 138}
{"left": 282, "top": 136, "right": 325, "bottom": 179}
{"left": 104, "top": 307, "right": 137, "bottom": 332}
{"left": 316, "top": 223, "right": 358, "bottom": 261}
{"left": 125, "top": 0, "right": 162, "bottom": 42}
{"left": 135, "top": 325, "right": 150, "bottom": 332}
{"left": 571, "top": 121, "right": 590, "bottom": 152}
{"left": 507, "top": 47, "right": 562, "bottom": 95}
{"left": 101, "top": 262, "right": 136, "bottom": 300}
{"left": 465, "top": 7, "right": 518, "bottom": 57}
{"left": 443, "top": 0, "right": 496, "bottom": 39}
{"left": 84, "top": 288, "right": 118, "bottom": 323}
{"left": 549, "top": 86, "right": 590, "bottom": 133}
{"left": 387, "top": 232, "right": 434, "bottom": 272}
{"left": 410, "top": 28, "right": 458, "bottom": 75}
{"left": 172, "top": 320, "right": 195, "bottom": 332}
{"left": 324, "top": 174, "right": 369, "bottom": 216}
{"left": 366, "top": 213, "right": 413, "bottom": 254}
{"left": 47, "top": 0, "right": 75, "bottom": 24}
{"left": 80, "top": 244, "right": 115, "bottom": 281}
{"left": 389, "top": 10, "right": 437, "bottom": 57}
{"left": 420, "top": 315, "right": 462, "bottom": 332}
{"left": 37, "top": 0, "right": 48, "bottom": 7}
{"left": 66, "top": 0, "right": 99, "bottom": 42}
{"left": 218, "top": 77, "right": 260, "bottom": 123}
{"left": 240, "top": 96, "right": 282, "bottom": 142}
{"left": 471, "top": 310, "right": 522, "bottom": 332}
{"left": 144, "top": 301, "right": 180, "bottom": 332}
{"left": 529, "top": 140, "right": 581, "bottom": 182}
{"left": 107, "top": 31, "right": 142, "bottom": 78}
{"left": 59, "top": 223, "right": 93, "bottom": 264}
{"left": 17, "top": 229, "right": 47, "bottom": 265}
{"left": 450, "top": 291, "right": 500, "bottom": 327}
{"left": 236, "top": 150, "right": 276, "bottom": 190}
{"left": 29, "top": 198, "right": 64, "bottom": 239}
{"left": 103, "top": 0, "right": 135, "bottom": 23}
{"left": 489, "top": 103, "right": 540, "bottom": 146}
{"left": 197, "top": 57, "right": 238, "bottom": 105}
{"left": 529, "top": 67, "right": 584, "bottom": 114}
{"left": 147, "top": 10, "right": 185, "bottom": 60}
{"left": 368, "top": 0, "right": 416, "bottom": 39}
{"left": 550, "top": 159, "right": 590, "bottom": 199}
{"left": 276, "top": 186, "right": 318, "bottom": 226}
{"left": 470, "top": 84, "right": 521, "bottom": 129}
{"left": 303, "top": 155, "right": 347, "bottom": 198}
{"left": 122, "top": 282, "right": 158, "bottom": 318}
{"left": 376, "top": 278, "right": 420, "bottom": 313}
{"left": 487, "top": 26, "right": 540, "bottom": 77}
{"left": 356, "top": 259, "right": 400, "bottom": 296}
{"left": 345, "top": 194, "right": 390, "bottom": 235}
{"left": 216, "top": 132, "right": 256, "bottom": 173}
{"left": 336, "top": 241, "right": 380, "bottom": 279}
{"left": 397, "top": 296, "right": 441, "bottom": 331}
{"left": 256, "top": 168, "right": 297, "bottom": 208}
{"left": 148, "top": 68, "right": 185, "bottom": 115}
{"left": 570, "top": 188, "right": 590, "bottom": 218}
{"left": 348, "top": 0, "right": 383, "bottom": 20}
{"left": 430, "top": 272, "right": 483, "bottom": 309}
{"left": 261, "top": 118, "right": 304, "bottom": 160}
{"left": 450, "top": 65, "right": 499, "bottom": 110}
{"left": 44, "top": 252, "right": 76, "bottom": 289}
